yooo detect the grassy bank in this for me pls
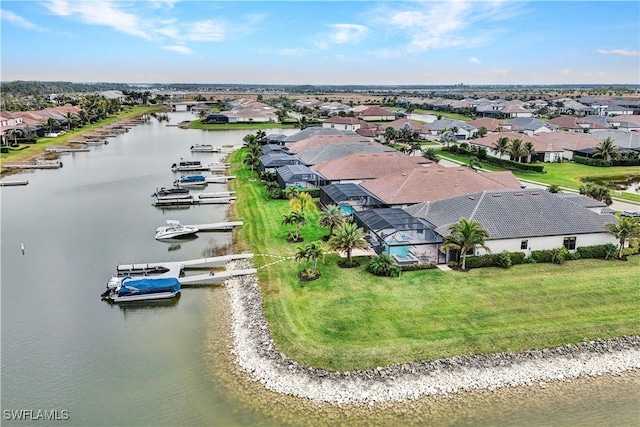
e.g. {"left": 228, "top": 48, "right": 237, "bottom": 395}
{"left": 228, "top": 149, "right": 640, "bottom": 371}
{"left": 1, "top": 106, "right": 162, "bottom": 165}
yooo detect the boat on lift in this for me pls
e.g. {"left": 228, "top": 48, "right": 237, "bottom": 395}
{"left": 174, "top": 175, "right": 207, "bottom": 188}
{"left": 155, "top": 220, "right": 199, "bottom": 240}
{"left": 100, "top": 276, "right": 181, "bottom": 302}
{"left": 171, "top": 160, "right": 209, "bottom": 172}
{"left": 151, "top": 187, "right": 191, "bottom": 198}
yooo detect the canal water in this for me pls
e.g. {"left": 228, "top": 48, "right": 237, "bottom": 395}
{"left": 1, "top": 112, "right": 638, "bottom": 426}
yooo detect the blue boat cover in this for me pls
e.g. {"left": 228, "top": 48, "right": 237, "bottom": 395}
{"left": 118, "top": 277, "right": 181, "bottom": 296}
{"left": 180, "top": 175, "right": 205, "bottom": 182}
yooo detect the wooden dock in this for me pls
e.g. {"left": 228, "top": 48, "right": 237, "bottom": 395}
{"left": 152, "top": 195, "right": 236, "bottom": 207}
{"left": 186, "top": 221, "right": 243, "bottom": 231}
{"left": 3, "top": 159, "right": 62, "bottom": 169}
{"left": 45, "top": 145, "right": 91, "bottom": 153}
{"left": 179, "top": 269, "right": 257, "bottom": 286}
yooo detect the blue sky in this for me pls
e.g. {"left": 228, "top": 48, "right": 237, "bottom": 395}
{"left": 1, "top": 1, "right": 638, "bottom": 85}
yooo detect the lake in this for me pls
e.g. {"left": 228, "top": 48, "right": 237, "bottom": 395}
{"left": 1, "top": 112, "right": 638, "bottom": 426}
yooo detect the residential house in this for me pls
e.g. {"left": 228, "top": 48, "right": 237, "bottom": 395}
{"left": 282, "top": 127, "right": 358, "bottom": 143}
{"left": 285, "top": 134, "right": 370, "bottom": 154}
{"left": 534, "top": 131, "right": 603, "bottom": 160}
{"left": 546, "top": 116, "right": 606, "bottom": 132}
{"left": 404, "top": 190, "right": 618, "bottom": 262}
{"left": 322, "top": 116, "right": 368, "bottom": 132}
{"left": 378, "top": 118, "right": 432, "bottom": 140}
{"left": 506, "top": 118, "right": 555, "bottom": 136}
{"left": 356, "top": 107, "right": 397, "bottom": 122}
{"left": 360, "top": 167, "right": 523, "bottom": 208}
{"left": 466, "top": 117, "right": 508, "bottom": 132}
{"left": 295, "top": 141, "right": 397, "bottom": 166}
{"left": 427, "top": 118, "right": 477, "bottom": 140}
{"left": 259, "top": 153, "right": 302, "bottom": 173}
{"left": 311, "top": 152, "right": 434, "bottom": 184}
{"left": 469, "top": 132, "right": 565, "bottom": 162}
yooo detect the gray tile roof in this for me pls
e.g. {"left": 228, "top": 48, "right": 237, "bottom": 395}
{"left": 283, "top": 127, "right": 358, "bottom": 142}
{"left": 404, "top": 190, "right": 617, "bottom": 240}
{"left": 296, "top": 141, "right": 396, "bottom": 165}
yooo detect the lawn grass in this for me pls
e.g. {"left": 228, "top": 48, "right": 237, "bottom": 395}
{"left": 228, "top": 149, "right": 640, "bottom": 371}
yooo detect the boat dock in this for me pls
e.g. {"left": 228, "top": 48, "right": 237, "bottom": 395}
{"left": 115, "top": 254, "right": 255, "bottom": 285}
{"left": 195, "top": 190, "right": 236, "bottom": 198}
{"left": 206, "top": 175, "right": 236, "bottom": 184}
{"left": 45, "top": 145, "right": 91, "bottom": 153}
{"left": 3, "top": 159, "right": 63, "bottom": 169}
{"left": 184, "top": 221, "right": 243, "bottom": 231}
{"left": 0, "top": 179, "right": 29, "bottom": 186}
{"left": 152, "top": 194, "right": 236, "bottom": 206}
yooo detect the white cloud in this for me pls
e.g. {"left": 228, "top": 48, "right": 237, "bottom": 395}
{"left": 597, "top": 49, "right": 639, "bottom": 57}
{"left": 162, "top": 44, "right": 193, "bottom": 55}
{"left": 45, "top": 0, "right": 152, "bottom": 40}
{"left": 43, "top": 1, "right": 227, "bottom": 47}
{"left": 560, "top": 68, "right": 571, "bottom": 75}
{"left": 384, "top": 1, "right": 522, "bottom": 52}
{"left": 469, "top": 56, "right": 482, "bottom": 64}
{"left": 1, "top": 9, "right": 44, "bottom": 31}
{"left": 315, "top": 23, "right": 368, "bottom": 49}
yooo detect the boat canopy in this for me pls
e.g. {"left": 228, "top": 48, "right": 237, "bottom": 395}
{"left": 180, "top": 175, "right": 206, "bottom": 182}
{"left": 118, "top": 277, "right": 181, "bottom": 296}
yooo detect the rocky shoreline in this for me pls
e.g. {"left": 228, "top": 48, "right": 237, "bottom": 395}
{"left": 224, "top": 259, "right": 640, "bottom": 405}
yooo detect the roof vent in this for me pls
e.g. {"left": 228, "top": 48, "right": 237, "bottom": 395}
{"left": 530, "top": 191, "right": 540, "bottom": 195}
{"left": 514, "top": 192, "right": 523, "bottom": 196}
{"left": 469, "top": 196, "right": 475, "bottom": 200}
{"left": 492, "top": 193, "right": 502, "bottom": 197}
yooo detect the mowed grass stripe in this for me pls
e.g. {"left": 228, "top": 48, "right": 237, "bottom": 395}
{"left": 228, "top": 149, "right": 640, "bottom": 371}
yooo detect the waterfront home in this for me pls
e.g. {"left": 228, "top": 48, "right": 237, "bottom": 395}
{"left": 282, "top": 127, "right": 359, "bottom": 144}
{"left": 360, "top": 167, "right": 523, "bottom": 208}
{"left": 404, "top": 189, "right": 619, "bottom": 262}
{"left": 311, "top": 152, "right": 435, "bottom": 185}
{"left": 285, "top": 134, "right": 370, "bottom": 154}
{"left": 295, "top": 141, "right": 396, "bottom": 166}
{"left": 259, "top": 153, "right": 302, "bottom": 173}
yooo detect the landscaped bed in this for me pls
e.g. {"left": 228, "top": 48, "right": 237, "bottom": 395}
{"left": 228, "top": 148, "right": 640, "bottom": 371}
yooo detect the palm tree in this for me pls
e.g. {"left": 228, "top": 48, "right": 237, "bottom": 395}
{"left": 467, "top": 155, "right": 482, "bottom": 171}
{"left": 243, "top": 150, "right": 260, "bottom": 173}
{"left": 243, "top": 133, "right": 258, "bottom": 147}
{"left": 366, "top": 254, "right": 402, "bottom": 277}
{"left": 579, "top": 182, "right": 613, "bottom": 206}
{"left": 440, "top": 218, "right": 490, "bottom": 270}
{"left": 44, "top": 117, "right": 59, "bottom": 134}
{"left": 476, "top": 126, "right": 488, "bottom": 138}
{"left": 492, "top": 136, "right": 509, "bottom": 158}
{"left": 523, "top": 141, "right": 536, "bottom": 163}
{"left": 63, "top": 112, "right": 77, "bottom": 131}
{"left": 408, "top": 140, "right": 422, "bottom": 156}
{"left": 284, "top": 186, "right": 300, "bottom": 200}
{"left": 281, "top": 211, "right": 306, "bottom": 242}
{"left": 507, "top": 138, "right": 527, "bottom": 163}
{"left": 317, "top": 204, "right": 345, "bottom": 239}
{"left": 440, "top": 130, "right": 456, "bottom": 148}
{"left": 327, "top": 221, "right": 367, "bottom": 265}
{"left": 422, "top": 148, "right": 440, "bottom": 163}
{"left": 605, "top": 217, "right": 640, "bottom": 258}
{"left": 304, "top": 241, "right": 324, "bottom": 276}
{"left": 384, "top": 127, "right": 397, "bottom": 145}
{"left": 592, "top": 137, "right": 621, "bottom": 162}
{"left": 290, "top": 191, "right": 316, "bottom": 213}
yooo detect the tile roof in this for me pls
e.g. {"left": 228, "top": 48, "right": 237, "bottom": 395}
{"left": 534, "top": 131, "right": 601, "bottom": 151}
{"left": 405, "top": 190, "right": 617, "bottom": 240}
{"left": 376, "top": 118, "right": 431, "bottom": 133}
{"left": 311, "top": 152, "right": 434, "bottom": 181}
{"left": 471, "top": 132, "right": 565, "bottom": 153}
{"left": 323, "top": 116, "right": 367, "bottom": 125}
{"left": 283, "top": 127, "right": 357, "bottom": 143}
{"left": 357, "top": 107, "right": 396, "bottom": 117}
{"left": 361, "top": 167, "right": 522, "bottom": 205}
{"left": 295, "top": 141, "right": 396, "bottom": 165}
{"left": 285, "top": 134, "right": 370, "bottom": 153}
{"left": 466, "top": 117, "right": 507, "bottom": 132}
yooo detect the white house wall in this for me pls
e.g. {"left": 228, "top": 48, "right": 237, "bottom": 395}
{"left": 473, "top": 233, "right": 618, "bottom": 256}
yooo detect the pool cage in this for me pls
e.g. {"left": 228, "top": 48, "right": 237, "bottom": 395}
{"left": 319, "top": 183, "right": 386, "bottom": 215}
{"left": 353, "top": 208, "right": 443, "bottom": 265}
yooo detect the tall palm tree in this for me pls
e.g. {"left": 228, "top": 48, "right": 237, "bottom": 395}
{"left": 243, "top": 150, "right": 260, "bottom": 173}
{"left": 592, "top": 137, "right": 621, "bottom": 162}
{"left": 281, "top": 211, "right": 306, "bottom": 242}
{"left": 304, "top": 242, "right": 324, "bottom": 276}
{"left": 440, "top": 218, "right": 490, "bottom": 270}
{"left": 408, "top": 140, "right": 422, "bottom": 156}
{"left": 317, "top": 204, "right": 345, "bottom": 239}
{"left": 492, "top": 136, "right": 510, "bottom": 158}
{"left": 284, "top": 186, "right": 300, "bottom": 200}
{"left": 327, "top": 221, "right": 367, "bottom": 265}
{"left": 384, "top": 127, "right": 397, "bottom": 145}
{"left": 523, "top": 141, "right": 536, "bottom": 163}
{"left": 44, "top": 117, "right": 59, "bottom": 134}
{"left": 467, "top": 155, "right": 482, "bottom": 171}
{"left": 63, "top": 112, "right": 77, "bottom": 131}
{"left": 422, "top": 148, "right": 440, "bottom": 163}
{"left": 605, "top": 217, "right": 640, "bottom": 258}
{"left": 290, "top": 191, "right": 316, "bottom": 213}
{"left": 507, "top": 138, "right": 527, "bottom": 163}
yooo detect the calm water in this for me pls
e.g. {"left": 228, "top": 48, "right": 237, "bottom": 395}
{"left": 1, "top": 112, "right": 638, "bottom": 426}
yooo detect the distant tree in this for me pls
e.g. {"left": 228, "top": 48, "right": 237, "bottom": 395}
{"left": 507, "top": 138, "right": 527, "bottom": 162}
{"left": 476, "top": 126, "right": 488, "bottom": 138}
{"left": 384, "top": 127, "right": 397, "bottom": 144}
{"left": 492, "top": 136, "right": 510, "bottom": 158}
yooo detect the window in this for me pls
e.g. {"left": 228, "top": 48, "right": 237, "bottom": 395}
{"left": 563, "top": 236, "right": 576, "bottom": 250}
{"left": 520, "top": 240, "right": 528, "bottom": 250}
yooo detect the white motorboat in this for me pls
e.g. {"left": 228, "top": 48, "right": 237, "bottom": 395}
{"left": 152, "top": 187, "right": 191, "bottom": 198}
{"left": 82, "top": 139, "right": 109, "bottom": 146}
{"left": 171, "top": 160, "right": 208, "bottom": 172}
{"left": 155, "top": 220, "right": 199, "bottom": 240}
{"left": 101, "top": 276, "right": 181, "bottom": 302}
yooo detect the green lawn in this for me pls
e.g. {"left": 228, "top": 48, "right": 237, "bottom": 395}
{"left": 228, "top": 149, "right": 640, "bottom": 371}
{"left": 1, "top": 106, "right": 161, "bottom": 163}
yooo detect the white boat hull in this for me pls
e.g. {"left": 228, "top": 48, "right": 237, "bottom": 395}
{"left": 109, "top": 290, "right": 180, "bottom": 302}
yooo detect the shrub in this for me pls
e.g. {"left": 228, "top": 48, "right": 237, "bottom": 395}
{"left": 495, "top": 251, "right": 512, "bottom": 269}
{"left": 449, "top": 145, "right": 458, "bottom": 153}
{"left": 576, "top": 243, "right": 618, "bottom": 260}
{"left": 401, "top": 263, "right": 437, "bottom": 271}
{"left": 464, "top": 251, "right": 525, "bottom": 269}
{"left": 366, "top": 254, "right": 402, "bottom": 277}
